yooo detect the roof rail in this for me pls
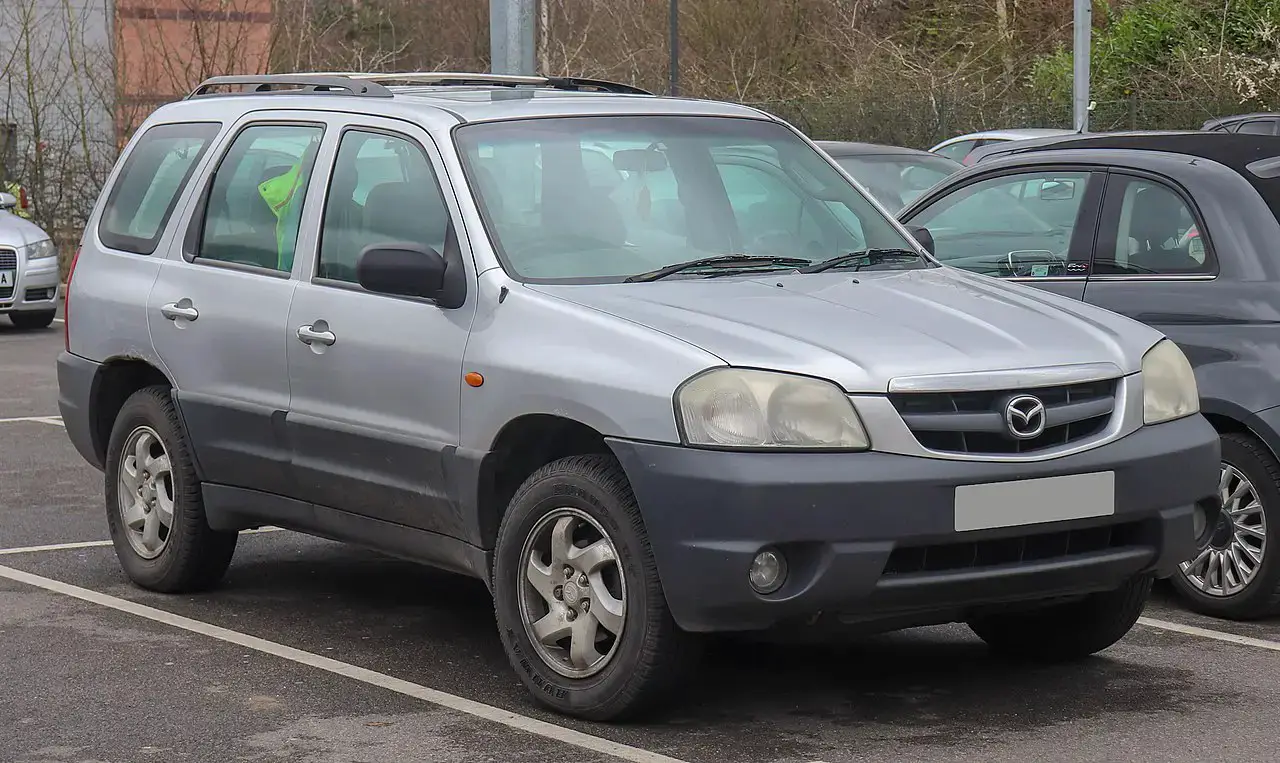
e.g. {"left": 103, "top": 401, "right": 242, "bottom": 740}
{"left": 339, "top": 71, "right": 653, "bottom": 95}
{"left": 186, "top": 74, "right": 393, "bottom": 99}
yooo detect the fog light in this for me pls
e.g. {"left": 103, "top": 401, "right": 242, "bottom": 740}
{"left": 749, "top": 548, "right": 787, "bottom": 594}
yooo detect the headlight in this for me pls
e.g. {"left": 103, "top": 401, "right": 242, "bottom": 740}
{"left": 1142, "top": 339, "right": 1199, "bottom": 425}
{"left": 24, "top": 239, "right": 56, "bottom": 260}
{"left": 675, "top": 368, "right": 870, "bottom": 449}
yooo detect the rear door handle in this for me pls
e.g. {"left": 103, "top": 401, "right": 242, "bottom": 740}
{"left": 160, "top": 302, "right": 199, "bottom": 321}
{"left": 296, "top": 324, "right": 336, "bottom": 346}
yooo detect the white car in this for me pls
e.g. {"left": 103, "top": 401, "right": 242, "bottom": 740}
{"left": 930, "top": 129, "right": 1077, "bottom": 165}
{"left": 0, "top": 191, "right": 60, "bottom": 328}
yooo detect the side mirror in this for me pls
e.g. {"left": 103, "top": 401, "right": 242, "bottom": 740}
{"left": 357, "top": 243, "right": 446, "bottom": 299}
{"left": 0, "top": 192, "right": 17, "bottom": 211}
{"left": 908, "top": 225, "right": 935, "bottom": 256}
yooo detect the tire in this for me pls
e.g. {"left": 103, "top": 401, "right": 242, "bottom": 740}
{"left": 493, "top": 454, "right": 699, "bottom": 721}
{"left": 10, "top": 310, "right": 55, "bottom": 329}
{"left": 968, "top": 574, "right": 1152, "bottom": 661}
{"left": 1170, "top": 432, "right": 1280, "bottom": 620}
{"left": 104, "top": 386, "right": 237, "bottom": 592}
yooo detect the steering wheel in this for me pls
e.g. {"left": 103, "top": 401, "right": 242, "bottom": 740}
{"left": 997, "top": 249, "right": 1069, "bottom": 278}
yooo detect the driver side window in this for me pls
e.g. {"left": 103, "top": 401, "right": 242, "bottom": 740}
{"left": 908, "top": 170, "right": 1091, "bottom": 278}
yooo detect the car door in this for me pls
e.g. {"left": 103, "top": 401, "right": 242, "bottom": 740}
{"left": 284, "top": 120, "right": 477, "bottom": 539}
{"left": 148, "top": 116, "right": 328, "bottom": 497}
{"left": 1081, "top": 169, "right": 1221, "bottom": 343}
{"left": 899, "top": 166, "right": 1105, "bottom": 300}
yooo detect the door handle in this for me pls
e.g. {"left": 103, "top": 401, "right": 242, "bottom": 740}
{"left": 160, "top": 302, "right": 199, "bottom": 321}
{"left": 296, "top": 324, "right": 336, "bottom": 346}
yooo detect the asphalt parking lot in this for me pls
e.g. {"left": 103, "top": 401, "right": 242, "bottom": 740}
{"left": 4, "top": 313, "right": 1280, "bottom": 762}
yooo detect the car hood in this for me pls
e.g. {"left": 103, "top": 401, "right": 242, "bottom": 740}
{"left": 0, "top": 211, "right": 50, "bottom": 247}
{"left": 529, "top": 267, "right": 1163, "bottom": 393}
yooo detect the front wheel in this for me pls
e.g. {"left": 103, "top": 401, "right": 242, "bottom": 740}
{"left": 492, "top": 454, "right": 698, "bottom": 721}
{"left": 968, "top": 574, "right": 1152, "bottom": 661}
{"left": 1170, "top": 433, "right": 1280, "bottom": 620}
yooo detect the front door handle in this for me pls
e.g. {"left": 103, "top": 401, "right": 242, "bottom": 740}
{"left": 160, "top": 301, "right": 199, "bottom": 321}
{"left": 296, "top": 323, "right": 336, "bottom": 346}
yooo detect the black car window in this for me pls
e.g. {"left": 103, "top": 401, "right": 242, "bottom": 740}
{"left": 906, "top": 170, "right": 1091, "bottom": 278}
{"left": 1094, "top": 175, "right": 1215, "bottom": 276}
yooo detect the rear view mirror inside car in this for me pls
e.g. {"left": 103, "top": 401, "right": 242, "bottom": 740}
{"left": 1039, "top": 180, "right": 1076, "bottom": 201}
{"left": 613, "top": 148, "right": 668, "bottom": 173}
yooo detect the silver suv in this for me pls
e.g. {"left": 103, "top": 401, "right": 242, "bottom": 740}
{"left": 58, "top": 73, "right": 1220, "bottom": 720}
{"left": 0, "top": 191, "right": 61, "bottom": 328}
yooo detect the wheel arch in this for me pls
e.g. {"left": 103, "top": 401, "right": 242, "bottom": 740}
{"left": 472, "top": 413, "right": 614, "bottom": 557}
{"left": 89, "top": 357, "right": 175, "bottom": 468}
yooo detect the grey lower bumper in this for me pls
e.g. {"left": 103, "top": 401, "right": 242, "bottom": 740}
{"left": 608, "top": 414, "right": 1220, "bottom": 633}
{"left": 57, "top": 351, "right": 103, "bottom": 470}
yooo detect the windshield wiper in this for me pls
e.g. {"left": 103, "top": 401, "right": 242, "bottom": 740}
{"left": 625, "top": 255, "right": 810, "bottom": 283}
{"left": 799, "top": 248, "right": 924, "bottom": 274}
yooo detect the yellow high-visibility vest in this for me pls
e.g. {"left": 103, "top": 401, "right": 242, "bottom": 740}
{"left": 257, "top": 164, "right": 305, "bottom": 271}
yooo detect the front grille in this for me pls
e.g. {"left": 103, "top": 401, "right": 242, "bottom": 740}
{"left": 889, "top": 378, "right": 1117, "bottom": 455}
{"left": 882, "top": 522, "right": 1143, "bottom": 576}
{"left": 0, "top": 248, "right": 14, "bottom": 301}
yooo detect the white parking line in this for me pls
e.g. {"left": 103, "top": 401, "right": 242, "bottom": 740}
{"left": 0, "top": 415, "right": 64, "bottom": 426}
{"left": 1138, "top": 616, "right": 1280, "bottom": 653}
{"left": 0, "top": 563, "right": 689, "bottom": 763}
{"left": 0, "top": 528, "right": 283, "bottom": 557}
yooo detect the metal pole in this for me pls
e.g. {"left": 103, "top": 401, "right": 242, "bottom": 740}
{"left": 669, "top": 0, "right": 679, "bottom": 96}
{"left": 490, "top": 0, "right": 536, "bottom": 75}
{"left": 1072, "top": 0, "right": 1091, "bottom": 133}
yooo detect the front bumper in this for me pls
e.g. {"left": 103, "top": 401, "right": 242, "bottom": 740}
{"left": 0, "top": 258, "right": 59, "bottom": 313}
{"left": 608, "top": 414, "right": 1220, "bottom": 633}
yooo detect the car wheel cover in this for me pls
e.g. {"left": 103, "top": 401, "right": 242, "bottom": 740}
{"left": 1179, "top": 462, "right": 1267, "bottom": 597}
{"left": 517, "top": 507, "right": 627, "bottom": 679}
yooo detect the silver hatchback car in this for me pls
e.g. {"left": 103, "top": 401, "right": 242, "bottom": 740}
{"left": 0, "top": 192, "right": 61, "bottom": 328}
{"left": 58, "top": 73, "right": 1220, "bottom": 720}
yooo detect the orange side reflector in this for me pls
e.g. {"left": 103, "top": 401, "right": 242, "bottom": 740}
{"left": 464, "top": 372, "right": 484, "bottom": 388}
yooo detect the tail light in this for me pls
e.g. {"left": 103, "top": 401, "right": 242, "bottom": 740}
{"left": 64, "top": 246, "right": 80, "bottom": 352}
{"left": 18, "top": 186, "right": 27, "bottom": 210}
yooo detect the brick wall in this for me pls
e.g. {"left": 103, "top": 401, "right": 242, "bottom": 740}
{"left": 114, "top": 0, "right": 273, "bottom": 140}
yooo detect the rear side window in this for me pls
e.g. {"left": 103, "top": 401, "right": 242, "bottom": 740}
{"left": 1095, "top": 176, "right": 1214, "bottom": 276}
{"left": 99, "top": 122, "right": 221, "bottom": 254}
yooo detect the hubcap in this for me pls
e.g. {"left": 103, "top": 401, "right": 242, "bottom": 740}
{"left": 517, "top": 508, "right": 627, "bottom": 679}
{"left": 117, "top": 426, "right": 175, "bottom": 560}
{"left": 1179, "top": 463, "right": 1267, "bottom": 597}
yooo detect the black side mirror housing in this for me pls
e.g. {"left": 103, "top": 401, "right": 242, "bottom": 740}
{"left": 357, "top": 243, "right": 447, "bottom": 300}
{"left": 908, "top": 225, "right": 935, "bottom": 256}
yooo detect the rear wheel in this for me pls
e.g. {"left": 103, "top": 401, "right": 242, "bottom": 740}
{"left": 1170, "top": 433, "right": 1280, "bottom": 619}
{"left": 105, "top": 386, "right": 237, "bottom": 592}
{"left": 968, "top": 574, "right": 1152, "bottom": 661}
{"left": 9, "top": 310, "right": 55, "bottom": 329}
{"left": 493, "top": 454, "right": 699, "bottom": 720}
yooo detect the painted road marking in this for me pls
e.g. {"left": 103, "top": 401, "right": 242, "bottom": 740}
{"left": 0, "top": 528, "right": 283, "bottom": 556}
{"left": 0, "top": 415, "right": 64, "bottom": 426}
{"left": 1138, "top": 616, "right": 1280, "bottom": 653}
{"left": 0, "top": 563, "right": 690, "bottom": 763}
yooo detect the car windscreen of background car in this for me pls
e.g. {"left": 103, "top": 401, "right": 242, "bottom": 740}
{"left": 454, "top": 116, "right": 921, "bottom": 282}
{"left": 832, "top": 154, "right": 960, "bottom": 210}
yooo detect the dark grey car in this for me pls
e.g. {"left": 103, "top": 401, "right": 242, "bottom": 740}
{"left": 899, "top": 132, "right": 1280, "bottom": 620}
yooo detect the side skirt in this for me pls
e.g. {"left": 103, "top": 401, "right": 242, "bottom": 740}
{"left": 202, "top": 483, "right": 492, "bottom": 587}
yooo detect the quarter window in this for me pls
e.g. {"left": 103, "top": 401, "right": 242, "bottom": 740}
{"left": 907, "top": 170, "right": 1090, "bottom": 278}
{"left": 1096, "top": 177, "right": 1213, "bottom": 276}
{"left": 99, "top": 122, "right": 221, "bottom": 254}
{"left": 934, "top": 140, "right": 977, "bottom": 162}
{"left": 317, "top": 130, "right": 453, "bottom": 284}
{"left": 197, "top": 124, "right": 324, "bottom": 273}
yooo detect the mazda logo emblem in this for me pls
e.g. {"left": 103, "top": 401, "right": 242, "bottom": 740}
{"left": 1005, "top": 395, "right": 1047, "bottom": 439}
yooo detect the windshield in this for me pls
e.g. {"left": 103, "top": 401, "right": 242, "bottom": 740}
{"left": 454, "top": 116, "right": 925, "bottom": 282}
{"left": 831, "top": 153, "right": 960, "bottom": 210}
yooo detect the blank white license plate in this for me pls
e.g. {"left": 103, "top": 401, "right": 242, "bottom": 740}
{"left": 0, "top": 271, "right": 12, "bottom": 288}
{"left": 954, "top": 471, "right": 1115, "bottom": 532}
